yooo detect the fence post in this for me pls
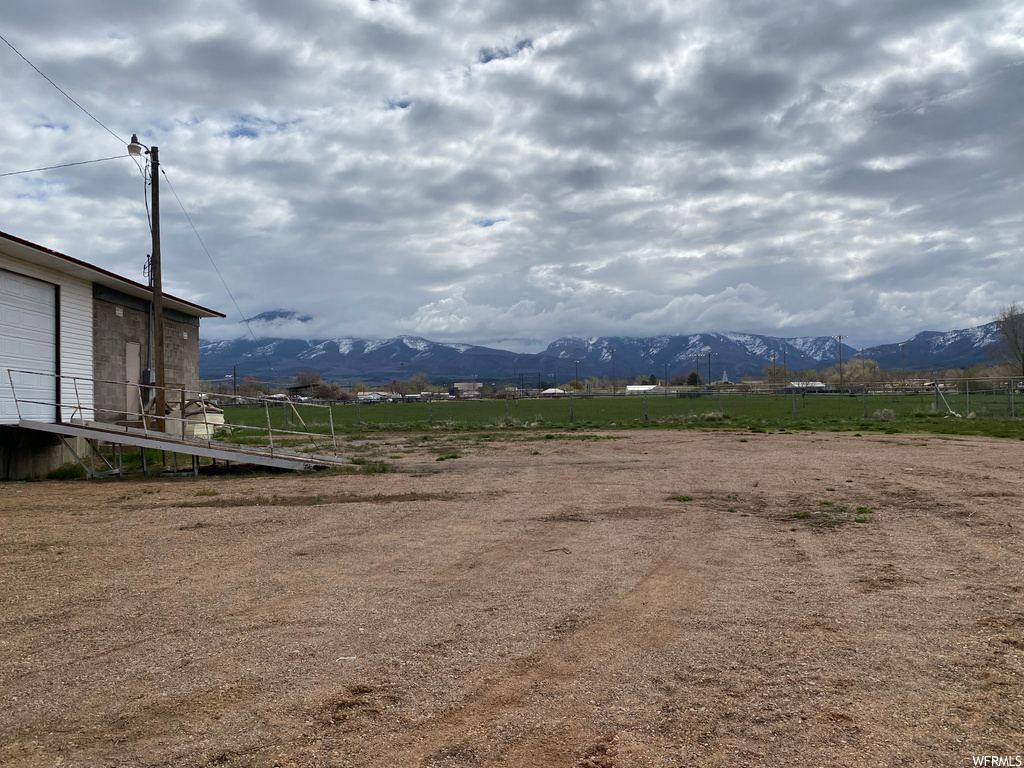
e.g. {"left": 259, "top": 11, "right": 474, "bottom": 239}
{"left": 644, "top": 393, "right": 649, "bottom": 421}
{"left": 934, "top": 382, "right": 940, "bottom": 412}
{"left": 264, "top": 400, "right": 275, "bottom": 456}
{"left": 328, "top": 405, "right": 338, "bottom": 455}
{"left": 356, "top": 398, "right": 361, "bottom": 425}
{"left": 792, "top": 389, "right": 797, "bottom": 418}
{"left": 965, "top": 379, "right": 970, "bottom": 416}
{"left": 862, "top": 386, "right": 868, "bottom": 419}
{"left": 718, "top": 390, "right": 723, "bottom": 414}
{"left": 1010, "top": 381, "right": 1017, "bottom": 418}
{"left": 429, "top": 397, "right": 433, "bottom": 424}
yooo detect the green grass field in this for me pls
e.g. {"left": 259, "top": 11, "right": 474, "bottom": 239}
{"left": 220, "top": 391, "right": 1024, "bottom": 441}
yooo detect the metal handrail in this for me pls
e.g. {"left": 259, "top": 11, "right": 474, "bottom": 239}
{"left": 4, "top": 368, "right": 341, "bottom": 456}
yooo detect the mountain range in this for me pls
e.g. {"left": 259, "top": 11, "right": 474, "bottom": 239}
{"left": 199, "top": 312, "right": 1005, "bottom": 385}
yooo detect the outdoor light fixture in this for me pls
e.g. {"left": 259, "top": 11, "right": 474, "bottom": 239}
{"left": 127, "top": 134, "right": 145, "bottom": 157}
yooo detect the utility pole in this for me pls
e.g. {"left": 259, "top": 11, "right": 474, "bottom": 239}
{"left": 129, "top": 135, "right": 166, "bottom": 430}
{"left": 145, "top": 145, "right": 165, "bottom": 430}
{"left": 151, "top": 147, "right": 166, "bottom": 429}
{"left": 833, "top": 335, "right": 847, "bottom": 390}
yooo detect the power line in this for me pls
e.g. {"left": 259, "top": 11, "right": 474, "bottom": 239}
{"left": 3, "top": 32, "right": 276, "bottom": 381}
{"left": 160, "top": 169, "right": 278, "bottom": 378}
{"left": 0, "top": 32, "right": 127, "bottom": 147}
{"left": 0, "top": 154, "right": 128, "bottom": 178}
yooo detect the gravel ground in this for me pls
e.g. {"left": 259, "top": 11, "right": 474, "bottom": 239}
{"left": 1, "top": 430, "right": 1022, "bottom": 767}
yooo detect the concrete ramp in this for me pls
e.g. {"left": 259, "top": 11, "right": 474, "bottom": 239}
{"left": 19, "top": 418, "right": 351, "bottom": 476}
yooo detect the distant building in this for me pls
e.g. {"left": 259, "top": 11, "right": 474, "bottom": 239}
{"left": 625, "top": 385, "right": 664, "bottom": 394}
{"left": 788, "top": 381, "right": 827, "bottom": 392}
{"left": 452, "top": 382, "right": 483, "bottom": 397}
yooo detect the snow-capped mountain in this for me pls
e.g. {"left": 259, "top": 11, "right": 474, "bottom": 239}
{"left": 200, "top": 318, "right": 1006, "bottom": 384}
{"left": 245, "top": 309, "right": 313, "bottom": 326}
{"left": 201, "top": 334, "right": 523, "bottom": 383}
{"left": 851, "top": 322, "right": 1003, "bottom": 371}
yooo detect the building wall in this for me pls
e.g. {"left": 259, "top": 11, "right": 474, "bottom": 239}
{"left": 0, "top": 251, "right": 94, "bottom": 423}
{"left": 93, "top": 286, "right": 200, "bottom": 422}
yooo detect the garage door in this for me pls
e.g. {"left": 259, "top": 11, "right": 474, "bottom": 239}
{"left": 0, "top": 269, "right": 57, "bottom": 424}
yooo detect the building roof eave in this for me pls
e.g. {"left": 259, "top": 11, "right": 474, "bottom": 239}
{"left": 0, "top": 229, "right": 225, "bottom": 319}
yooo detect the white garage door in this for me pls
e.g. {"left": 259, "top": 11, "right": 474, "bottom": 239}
{"left": 0, "top": 269, "right": 57, "bottom": 424}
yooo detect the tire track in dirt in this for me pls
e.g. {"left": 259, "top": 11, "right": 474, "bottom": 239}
{"left": 363, "top": 509, "right": 724, "bottom": 767}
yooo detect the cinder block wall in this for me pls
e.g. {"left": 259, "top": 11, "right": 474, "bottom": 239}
{"left": 92, "top": 286, "right": 200, "bottom": 422}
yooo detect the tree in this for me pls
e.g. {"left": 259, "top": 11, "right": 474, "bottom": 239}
{"left": 995, "top": 302, "right": 1024, "bottom": 377}
{"left": 236, "top": 376, "right": 265, "bottom": 398}
{"left": 295, "top": 370, "right": 322, "bottom": 387}
{"left": 761, "top": 364, "right": 787, "bottom": 385}
{"left": 686, "top": 371, "right": 704, "bottom": 386}
{"left": 408, "top": 372, "right": 432, "bottom": 393}
{"left": 314, "top": 381, "right": 344, "bottom": 400}
{"left": 204, "top": 379, "right": 232, "bottom": 395}
{"left": 843, "top": 358, "right": 881, "bottom": 385}
{"left": 819, "top": 366, "right": 840, "bottom": 386}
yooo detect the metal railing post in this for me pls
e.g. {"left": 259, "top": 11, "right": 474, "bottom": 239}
{"left": 72, "top": 377, "right": 83, "bottom": 423}
{"left": 328, "top": 405, "right": 338, "bottom": 455}
{"left": 139, "top": 385, "right": 150, "bottom": 435}
{"left": 265, "top": 400, "right": 275, "bottom": 456}
{"left": 7, "top": 369, "right": 22, "bottom": 421}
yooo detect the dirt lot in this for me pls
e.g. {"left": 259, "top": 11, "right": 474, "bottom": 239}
{"left": 1, "top": 430, "right": 1022, "bottom": 767}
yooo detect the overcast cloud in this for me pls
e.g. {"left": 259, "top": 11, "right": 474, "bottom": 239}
{"left": 2, "top": 0, "right": 1022, "bottom": 351}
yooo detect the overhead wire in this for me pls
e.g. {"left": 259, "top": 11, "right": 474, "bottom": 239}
{"left": 4, "top": 29, "right": 277, "bottom": 381}
{"left": 0, "top": 32, "right": 127, "bottom": 147}
{"left": 0, "top": 154, "right": 128, "bottom": 177}
{"left": 161, "top": 170, "right": 279, "bottom": 378}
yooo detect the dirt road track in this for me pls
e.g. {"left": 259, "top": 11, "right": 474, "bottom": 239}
{"left": 1, "top": 431, "right": 1022, "bottom": 767}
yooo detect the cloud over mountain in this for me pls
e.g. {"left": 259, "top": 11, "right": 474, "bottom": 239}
{"left": 3, "top": 1, "right": 1021, "bottom": 353}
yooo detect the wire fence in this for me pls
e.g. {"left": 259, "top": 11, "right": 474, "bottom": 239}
{"left": 221, "top": 377, "right": 1022, "bottom": 436}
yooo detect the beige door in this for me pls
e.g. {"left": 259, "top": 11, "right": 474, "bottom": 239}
{"left": 125, "top": 341, "right": 142, "bottom": 418}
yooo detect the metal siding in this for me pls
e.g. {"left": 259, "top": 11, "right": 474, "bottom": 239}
{"left": 0, "top": 270, "right": 55, "bottom": 422}
{"left": 0, "top": 253, "right": 94, "bottom": 423}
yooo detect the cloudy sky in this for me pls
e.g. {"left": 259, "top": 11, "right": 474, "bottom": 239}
{"left": 2, "top": 1, "right": 1022, "bottom": 351}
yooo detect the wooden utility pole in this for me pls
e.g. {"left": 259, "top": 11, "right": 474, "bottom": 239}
{"left": 151, "top": 146, "right": 166, "bottom": 431}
